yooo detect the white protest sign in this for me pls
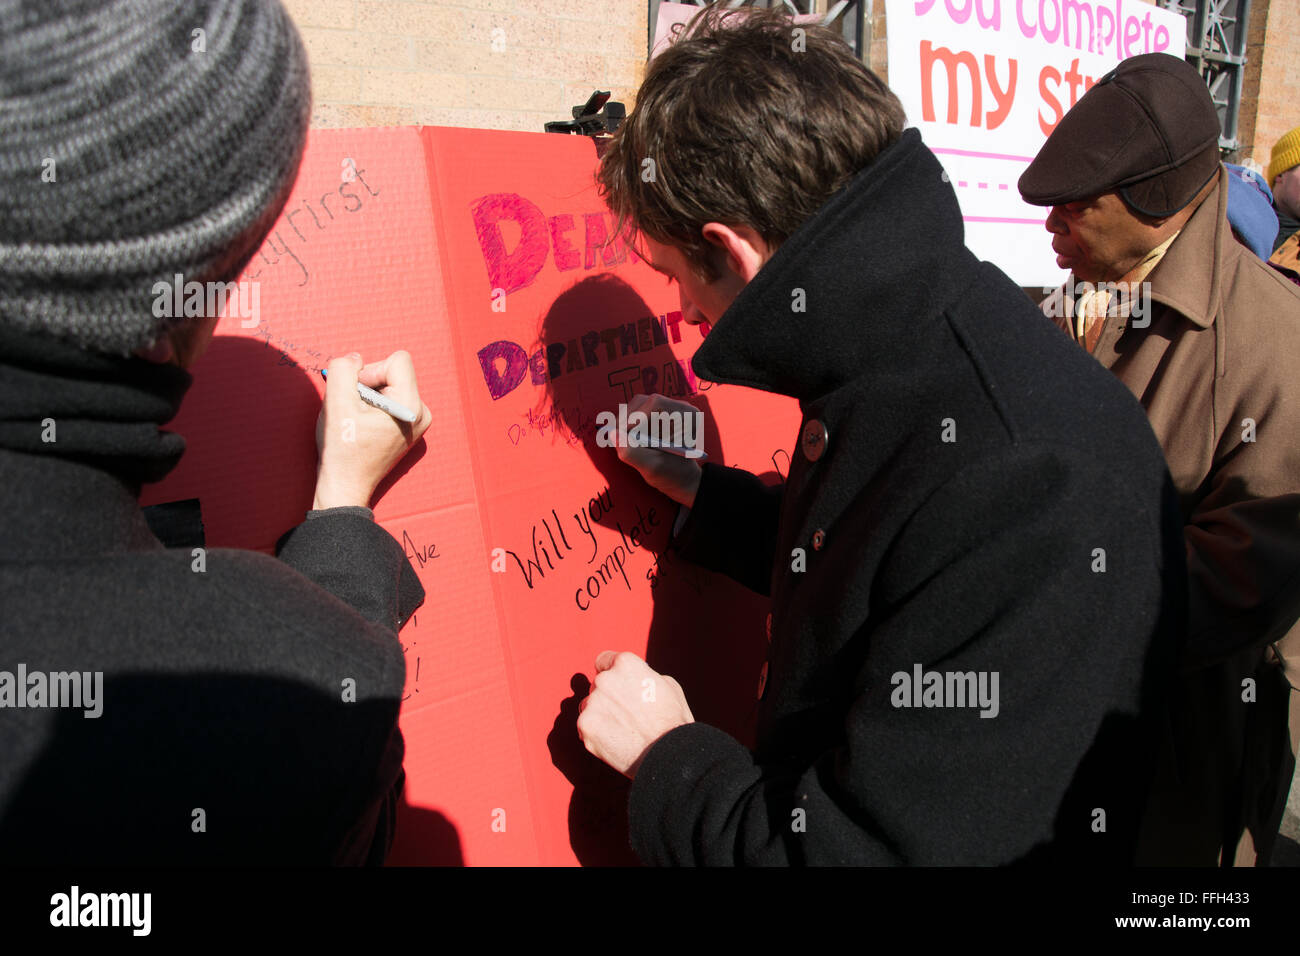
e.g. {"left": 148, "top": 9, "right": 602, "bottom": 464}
{"left": 885, "top": 0, "right": 1187, "bottom": 286}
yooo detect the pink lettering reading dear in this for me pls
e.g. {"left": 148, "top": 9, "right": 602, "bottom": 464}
{"left": 471, "top": 192, "right": 640, "bottom": 296}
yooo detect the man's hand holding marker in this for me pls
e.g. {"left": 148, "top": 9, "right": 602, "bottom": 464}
{"left": 314, "top": 351, "right": 433, "bottom": 510}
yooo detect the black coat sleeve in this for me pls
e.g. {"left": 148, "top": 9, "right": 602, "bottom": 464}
{"left": 274, "top": 506, "right": 425, "bottom": 865}
{"left": 672, "top": 462, "right": 784, "bottom": 597}
{"left": 276, "top": 506, "right": 425, "bottom": 631}
{"left": 628, "top": 446, "right": 1184, "bottom": 865}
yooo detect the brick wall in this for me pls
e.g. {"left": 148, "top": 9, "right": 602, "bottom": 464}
{"left": 284, "top": 0, "right": 647, "bottom": 132}
{"left": 1240, "top": 0, "right": 1300, "bottom": 174}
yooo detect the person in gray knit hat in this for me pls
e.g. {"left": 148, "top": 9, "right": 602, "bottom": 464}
{"left": 1, "top": 0, "right": 309, "bottom": 357}
{"left": 0, "top": 0, "right": 434, "bottom": 865}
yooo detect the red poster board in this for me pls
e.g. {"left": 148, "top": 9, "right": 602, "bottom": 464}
{"left": 141, "top": 125, "right": 800, "bottom": 865}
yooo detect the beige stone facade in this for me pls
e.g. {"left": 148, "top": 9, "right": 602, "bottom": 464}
{"left": 296, "top": 0, "right": 1299, "bottom": 146}
{"left": 285, "top": 0, "right": 650, "bottom": 133}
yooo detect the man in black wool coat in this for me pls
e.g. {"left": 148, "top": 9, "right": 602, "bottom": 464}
{"left": 576, "top": 5, "right": 1189, "bottom": 865}
{"left": 0, "top": 0, "right": 430, "bottom": 864}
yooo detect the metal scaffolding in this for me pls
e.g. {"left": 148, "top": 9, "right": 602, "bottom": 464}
{"left": 1161, "top": 0, "right": 1252, "bottom": 158}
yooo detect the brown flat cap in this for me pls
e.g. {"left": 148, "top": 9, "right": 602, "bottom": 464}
{"left": 1019, "top": 53, "right": 1221, "bottom": 218}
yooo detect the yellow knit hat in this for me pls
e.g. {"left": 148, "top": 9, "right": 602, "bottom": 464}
{"left": 1269, "top": 126, "right": 1300, "bottom": 185}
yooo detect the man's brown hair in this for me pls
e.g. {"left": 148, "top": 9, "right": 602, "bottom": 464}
{"left": 596, "top": 2, "right": 906, "bottom": 282}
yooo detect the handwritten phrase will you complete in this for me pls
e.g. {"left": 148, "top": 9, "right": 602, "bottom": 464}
{"left": 504, "top": 487, "right": 661, "bottom": 612}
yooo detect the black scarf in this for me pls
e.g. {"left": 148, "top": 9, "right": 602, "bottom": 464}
{"left": 0, "top": 325, "right": 191, "bottom": 491}
{"left": 1275, "top": 208, "right": 1300, "bottom": 251}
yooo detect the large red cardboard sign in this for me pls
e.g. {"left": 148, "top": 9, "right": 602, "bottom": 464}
{"left": 141, "top": 126, "right": 800, "bottom": 865}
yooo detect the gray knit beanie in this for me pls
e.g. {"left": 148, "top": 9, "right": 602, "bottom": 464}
{"left": 0, "top": 0, "right": 312, "bottom": 356}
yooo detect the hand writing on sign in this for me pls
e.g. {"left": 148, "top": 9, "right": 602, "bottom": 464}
{"left": 313, "top": 351, "right": 433, "bottom": 510}
{"left": 576, "top": 651, "right": 694, "bottom": 778}
{"left": 614, "top": 393, "right": 704, "bottom": 508}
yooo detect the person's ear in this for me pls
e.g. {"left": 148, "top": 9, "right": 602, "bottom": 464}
{"left": 700, "top": 222, "right": 772, "bottom": 282}
{"left": 133, "top": 333, "right": 176, "bottom": 364}
{"left": 170, "top": 315, "right": 221, "bottom": 368}
{"left": 132, "top": 315, "right": 220, "bottom": 368}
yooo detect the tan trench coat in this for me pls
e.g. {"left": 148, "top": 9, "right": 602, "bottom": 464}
{"left": 1041, "top": 167, "right": 1300, "bottom": 864}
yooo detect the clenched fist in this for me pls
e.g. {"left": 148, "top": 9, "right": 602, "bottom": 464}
{"left": 576, "top": 651, "right": 694, "bottom": 778}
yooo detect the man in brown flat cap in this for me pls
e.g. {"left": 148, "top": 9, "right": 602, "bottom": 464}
{"left": 1020, "top": 52, "right": 1300, "bottom": 866}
